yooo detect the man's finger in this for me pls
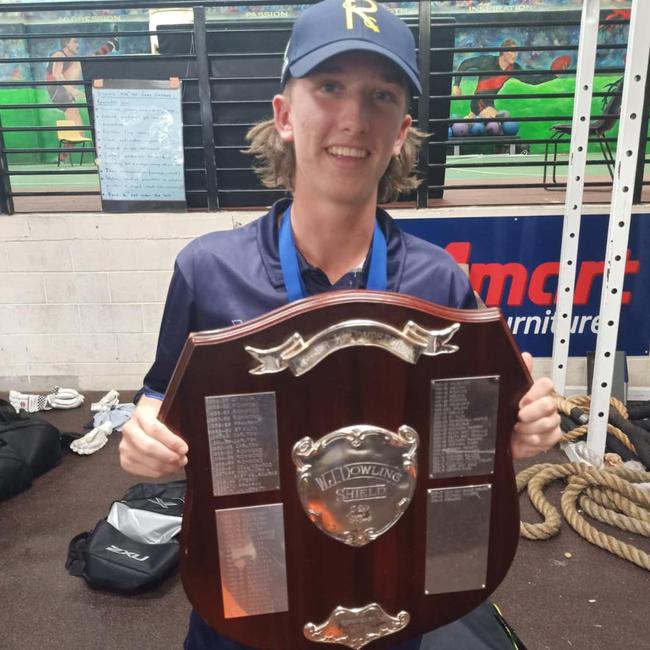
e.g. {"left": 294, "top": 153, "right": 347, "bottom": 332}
{"left": 518, "top": 393, "right": 557, "bottom": 423}
{"left": 519, "top": 376, "right": 554, "bottom": 408}
{"left": 511, "top": 421, "right": 562, "bottom": 459}
{"left": 119, "top": 430, "right": 187, "bottom": 472}
{"left": 124, "top": 426, "right": 187, "bottom": 466}
{"left": 521, "top": 351, "right": 533, "bottom": 374}
{"left": 144, "top": 417, "right": 188, "bottom": 456}
{"left": 514, "top": 412, "right": 561, "bottom": 437}
{"left": 130, "top": 409, "right": 188, "bottom": 456}
{"left": 120, "top": 453, "right": 186, "bottom": 479}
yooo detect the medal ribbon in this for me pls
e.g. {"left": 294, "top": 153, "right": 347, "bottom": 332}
{"left": 279, "top": 206, "right": 387, "bottom": 302}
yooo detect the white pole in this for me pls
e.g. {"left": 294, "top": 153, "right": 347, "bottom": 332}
{"left": 551, "top": 0, "right": 601, "bottom": 396}
{"left": 587, "top": 0, "right": 650, "bottom": 457}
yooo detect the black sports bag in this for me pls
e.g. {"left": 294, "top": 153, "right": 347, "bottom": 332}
{"left": 66, "top": 480, "right": 185, "bottom": 593}
{"left": 66, "top": 519, "right": 180, "bottom": 593}
{"left": 121, "top": 479, "right": 186, "bottom": 517}
{"left": 0, "top": 437, "right": 33, "bottom": 500}
{"left": 0, "top": 398, "right": 62, "bottom": 500}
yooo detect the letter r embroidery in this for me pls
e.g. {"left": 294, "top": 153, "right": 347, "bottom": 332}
{"left": 342, "top": 0, "right": 380, "bottom": 33}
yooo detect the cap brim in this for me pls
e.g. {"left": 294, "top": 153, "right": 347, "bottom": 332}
{"left": 286, "top": 40, "right": 421, "bottom": 95}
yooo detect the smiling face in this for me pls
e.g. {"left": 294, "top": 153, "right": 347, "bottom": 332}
{"left": 272, "top": 52, "right": 412, "bottom": 209}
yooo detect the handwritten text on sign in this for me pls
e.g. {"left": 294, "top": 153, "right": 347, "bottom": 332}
{"left": 93, "top": 87, "right": 185, "bottom": 202}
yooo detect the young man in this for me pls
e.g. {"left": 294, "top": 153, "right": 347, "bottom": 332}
{"left": 121, "top": 1, "right": 561, "bottom": 647}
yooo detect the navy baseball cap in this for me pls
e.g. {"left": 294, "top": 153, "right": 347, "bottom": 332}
{"left": 281, "top": 0, "right": 421, "bottom": 94}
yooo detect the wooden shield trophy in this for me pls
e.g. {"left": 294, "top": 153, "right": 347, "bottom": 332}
{"left": 159, "top": 291, "right": 530, "bottom": 649}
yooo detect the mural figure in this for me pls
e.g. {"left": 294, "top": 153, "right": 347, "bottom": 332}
{"left": 45, "top": 34, "right": 118, "bottom": 160}
{"left": 452, "top": 39, "right": 571, "bottom": 121}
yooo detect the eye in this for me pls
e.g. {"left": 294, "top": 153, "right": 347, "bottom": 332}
{"left": 320, "top": 81, "right": 339, "bottom": 94}
{"left": 374, "top": 89, "right": 397, "bottom": 103}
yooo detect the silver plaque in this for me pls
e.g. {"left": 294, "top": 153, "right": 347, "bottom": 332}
{"left": 205, "top": 392, "right": 280, "bottom": 497}
{"left": 424, "top": 485, "right": 492, "bottom": 595}
{"left": 215, "top": 503, "right": 288, "bottom": 619}
{"left": 430, "top": 376, "right": 499, "bottom": 478}
{"left": 293, "top": 424, "right": 418, "bottom": 547}
{"left": 304, "top": 603, "right": 410, "bottom": 649}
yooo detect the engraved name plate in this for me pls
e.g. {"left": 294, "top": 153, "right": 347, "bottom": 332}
{"left": 429, "top": 376, "right": 499, "bottom": 478}
{"left": 425, "top": 484, "right": 492, "bottom": 595}
{"left": 205, "top": 392, "right": 280, "bottom": 497}
{"left": 215, "top": 503, "right": 289, "bottom": 619}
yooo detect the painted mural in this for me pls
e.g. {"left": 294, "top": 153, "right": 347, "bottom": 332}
{"left": 442, "top": 2, "right": 630, "bottom": 153}
{"left": 0, "top": 13, "right": 149, "bottom": 162}
{"left": 0, "top": 1, "right": 635, "bottom": 162}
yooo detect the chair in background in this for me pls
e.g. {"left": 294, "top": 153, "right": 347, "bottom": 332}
{"left": 56, "top": 120, "right": 92, "bottom": 166}
{"left": 542, "top": 77, "right": 624, "bottom": 188}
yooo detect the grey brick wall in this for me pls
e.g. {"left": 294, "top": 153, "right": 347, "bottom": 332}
{"left": 0, "top": 208, "right": 647, "bottom": 398}
{"left": 0, "top": 211, "right": 257, "bottom": 391}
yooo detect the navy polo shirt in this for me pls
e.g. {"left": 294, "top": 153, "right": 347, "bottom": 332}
{"left": 143, "top": 198, "right": 476, "bottom": 399}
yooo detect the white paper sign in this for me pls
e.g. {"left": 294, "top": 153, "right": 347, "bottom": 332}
{"left": 93, "top": 83, "right": 185, "bottom": 203}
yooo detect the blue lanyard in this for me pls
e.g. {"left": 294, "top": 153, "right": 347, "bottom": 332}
{"left": 278, "top": 206, "right": 387, "bottom": 302}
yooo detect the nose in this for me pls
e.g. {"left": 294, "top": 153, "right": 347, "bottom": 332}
{"left": 339, "top": 92, "right": 370, "bottom": 135}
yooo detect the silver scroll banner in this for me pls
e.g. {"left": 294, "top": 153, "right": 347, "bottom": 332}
{"left": 304, "top": 603, "right": 410, "bottom": 650}
{"left": 246, "top": 319, "right": 460, "bottom": 376}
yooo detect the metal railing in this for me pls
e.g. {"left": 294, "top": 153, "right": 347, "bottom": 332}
{"left": 0, "top": 0, "right": 646, "bottom": 213}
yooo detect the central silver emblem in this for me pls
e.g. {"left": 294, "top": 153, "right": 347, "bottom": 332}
{"left": 292, "top": 425, "right": 418, "bottom": 547}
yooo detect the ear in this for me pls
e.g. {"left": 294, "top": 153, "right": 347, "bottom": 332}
{"left": 272, "top": 93, "right": 294, "bottom": 143}
{"left": 392, "top": 114, "right": 413, "bottom": 157}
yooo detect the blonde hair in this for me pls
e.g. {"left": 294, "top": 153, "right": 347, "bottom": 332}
{"left": 244, "top": 119, "right": 426, "bottom": 204}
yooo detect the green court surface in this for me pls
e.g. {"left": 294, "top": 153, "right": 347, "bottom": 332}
{"left": 8, "top": 162, "right": 100, "bottom": 191}
{"left": 443, "top": 152, "right": 616, "bottom": 183}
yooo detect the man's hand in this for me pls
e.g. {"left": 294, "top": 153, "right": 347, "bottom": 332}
{"left": 120, "top": 395, "right": 188, "bottom": 477}
{"left": 451, "top": 85, "right": 462, "bottom": 96}
{"left": 511, "top": 352, "right": 562, "bottom": 459}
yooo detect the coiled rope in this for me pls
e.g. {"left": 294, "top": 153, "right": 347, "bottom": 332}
{"left": 556, "top": 393, "right": 635, "bottom": 453}
{"left": 517, "top": 395, "right": 650, "bottom": 571}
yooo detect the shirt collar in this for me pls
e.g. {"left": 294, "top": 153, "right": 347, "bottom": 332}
{"left": 297, "top": 245, "right": 370, "bottom": 294}
{"left": 257, "top": 198, "right": 405, "bottom": 293}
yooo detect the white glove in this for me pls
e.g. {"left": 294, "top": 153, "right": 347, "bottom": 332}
{"left": 9, "top": 390, "right": 49, "bottom": 413}
{"left": 70, "top": 421, "right": 113, "bottom": 455}
{"left": 46, "top": 387, "right": 85, "bottom": 410}
{"left": 90, "top": 389, "right": 120, "bottom": 412}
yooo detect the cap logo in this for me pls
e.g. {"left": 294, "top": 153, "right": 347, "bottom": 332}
{"left": 342, "top": 0, "right": 380, "bottom": 33}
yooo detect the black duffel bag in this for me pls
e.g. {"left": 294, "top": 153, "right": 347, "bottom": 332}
{"left": 66, "top": 519, "right": 180, "bottom": 594}
{"left": 66, "top": 480, "right": 185, "bottom": 593}
{"left": 0, "top": 437, "right": 33, "bottom": 499}
{"left": 0, "top": 398, "right": 62, "bottom": 500}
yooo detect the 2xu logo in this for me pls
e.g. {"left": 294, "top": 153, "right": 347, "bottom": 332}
{"left": 106, "top": 545, "right": 149, "bottom": 562}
